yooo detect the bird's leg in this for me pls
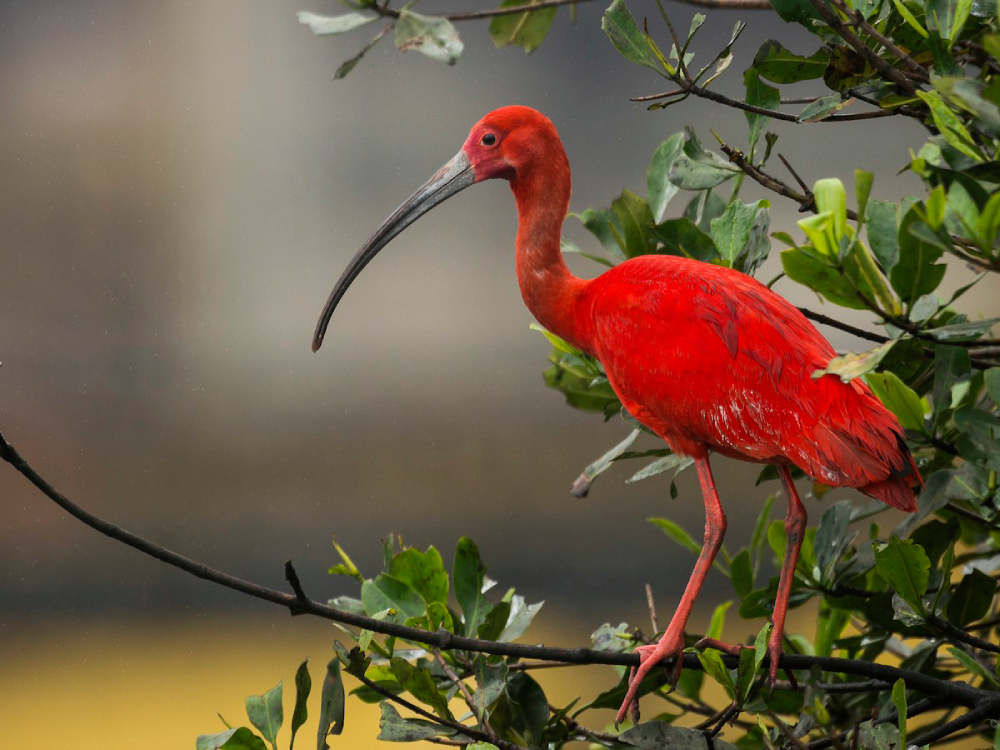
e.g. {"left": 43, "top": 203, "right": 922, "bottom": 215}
{"left": 769, "top": 465, "right": 808, "bottom": 684}
{"left": 615, "top": 456, "right": 727, "bottom": 726}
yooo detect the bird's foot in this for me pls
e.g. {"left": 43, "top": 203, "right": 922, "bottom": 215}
{"left": 615, "top": 632, "right": 685, "bottom": 728}
{"left": 767, "top": 630, "right": 793, "bottom": 688}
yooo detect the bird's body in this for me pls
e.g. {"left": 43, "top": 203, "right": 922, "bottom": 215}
{"left": 312, "top": 105, "right": 921, "bottom": 725}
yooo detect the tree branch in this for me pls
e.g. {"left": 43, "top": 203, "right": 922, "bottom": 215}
{"left": 3, "top": 425, "right": 999, "bottom": 716}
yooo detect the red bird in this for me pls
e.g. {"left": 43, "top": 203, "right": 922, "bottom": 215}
{"left": 312, "top": 106, "right": 922, "bottom": 724}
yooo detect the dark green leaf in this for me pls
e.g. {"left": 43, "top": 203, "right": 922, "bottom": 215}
{"left": 946, "top": 569, "right": 997, "bottom": 626}
{"left": 823, "top": 45, "right": 874, "bottom": 92}
{"left": 454, "top": 537, "right": 492, "bottom": 636}
{"left": 504, "top": 672, "right": 549, "bottom": 746}
{"left": 780, "top": 247, "right": 868, "bottom": 309}
{"left": 696, "top": 649, "right": 735, "bottom": 698}
{"left": 610, "top": 189, "right": 656, "bottom": 258}
{"left": 986, "top": 367, "right": 1000, "bottom": 404}
{"left": 377, "top": 701, "right": 453, "bottom": 742}
{"left": 891, "top": 678, "right": 908, "bottom": 747}
{"left": 669, "top": 130, "right": 740, "bottom": 190}
{"left": 730, "top": 550, "right": 753, "bottom": 598}
{"left": 289, "top": 660, "right": 310, "bottom": 750}
{"left": 814, "top": 500, "right": 853, "bottom": 583}
{"left": 244, "top": 682, "right": 282, "bottom": 750}
{"left": 797, "top": 94, "right": 852, "bottom": 122}
{"left": 472, "top": 656, "right": 509, "bottom": 715}
{"left": 489, "top": 0, "right": 557, "bottom": 53}
{"left": 650, "top": 218, "right": 719, "bottom": 262}
{"left": 390, "top": 657, "right": 454, "bottom": 720}
{"left": 873, "top": 537, "right": 930, "bottom": 613}
{"left": 753, "top": 40, "right": 827, "bottom": 83}
{"left": 769, "top": 0, "right": 823, "bottom": 25}
{"left": 947, "top": 647, "right": 1000, "bottom": 687}
{"left": 477, "top": 598, "right": 511, "bottom": 641}
{"left": 317, "top": 659, "right": 346, "bottom": 748}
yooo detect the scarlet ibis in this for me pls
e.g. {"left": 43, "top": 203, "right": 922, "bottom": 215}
{"left": 312, "top": 106, "right": 922, "bottom": 724}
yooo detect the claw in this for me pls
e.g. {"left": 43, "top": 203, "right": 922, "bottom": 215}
{"left": 694, "top": 636, "right": 745, "bottom": 657}
{"left": 615, "top": 635, "right": 686, "bottom": 726}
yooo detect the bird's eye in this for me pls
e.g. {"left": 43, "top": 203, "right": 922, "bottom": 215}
{"left": 481, "top": 133, "right": 497, "bottom": 146}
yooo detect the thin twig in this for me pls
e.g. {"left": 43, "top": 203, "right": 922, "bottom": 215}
{"left": 645, "top": 583, "right": 660, "bottom": 634}
{"left": 910, "top": 701, "right": 996, "bottom": 747}
{"left": 1, "top": 427, "right": 998, "bottom": 712}
{"left": 433, "top": 648, "right": 497, "bottom": 739}
{"left": 929, "top": 614, "right": 1000, "bottom": 655}
{"left": 767, "top": 708, "right": 810, "bottom": 749}
{"left": 778, "top": 153, "right": 812, "bottom": 197}
{"left": 807, "top": 0, "right": 918, "bottom": 95}
{"left": 827, "top": 0, "right": 929, "bottom": 80}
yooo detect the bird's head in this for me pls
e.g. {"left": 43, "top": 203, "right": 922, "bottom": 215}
{"left": 311, "top": 106, "right": 564, "bottom": 352}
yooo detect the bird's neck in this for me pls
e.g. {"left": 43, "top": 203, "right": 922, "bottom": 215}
{"left": 511, "top": 161, "right": 592, "bottom": 353}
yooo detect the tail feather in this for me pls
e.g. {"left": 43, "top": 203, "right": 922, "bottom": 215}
{"left": 860, "top": 432, "right": 921, "bottom": 512}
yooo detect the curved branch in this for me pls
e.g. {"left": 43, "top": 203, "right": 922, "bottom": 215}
{"left": 2, "top": 426, "right": 998, "bottom": 715}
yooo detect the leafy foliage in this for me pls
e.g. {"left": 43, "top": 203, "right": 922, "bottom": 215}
{"left": 209, "top": 0, "right": 1000, "bottom": 747}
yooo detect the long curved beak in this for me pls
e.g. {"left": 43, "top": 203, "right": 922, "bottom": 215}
{"left": 312, "top": 150, "right": 475, "bottom": 352}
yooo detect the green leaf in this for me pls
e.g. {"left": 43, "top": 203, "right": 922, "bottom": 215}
{"left": 499, "top": 595, "right": 544, "bottom": 642}
{"left": 668, "top": 130, "right": 740, "bottom": 190}
{"left": 927, "top": 0, "right": 973, "bottom": 44}
{"left": 377, "top": 701, "right": 453, "bottom": 742}
{"left": 873, "top": 537, "right": 930, "bottom": 614}
{"left": 730, "top": 550, "right": 753, "bottom": 598}
{"left": 650, "top": 218, "right": 719, "bottom": 262}
{"left": 297, "top": 11, "right": 377, "bottom": 35}
{"left": 893, "top": 0, "right": 930, "bottom": 37}
{"left": 627, "top": 454, "right": 693, "bottom": 483}
{"left": 947, "top": 646, "right": 1000, "bottom": 688}
{"left": 926, "top": 317, "right": 1000, "bottom": 340}
{"left": 986, "top": 367, "right": 1000, "bottom": 404}
{"left": 710, "top": 198, "right": 771, "bottom": 273}
{"left": 317, "top": 659, "right": 346, "bottom": 748}
{"left": 649, "top": 518, "right": 701, "bottom": 555}
{"left": 823, "top": 45, "right": 874, "bottom": 92}
{"left": 866, "top": 371, "right": 928, "bottom": 432}
{"left": 707, "top": 600, "right": 732, "bottom": 639}
{"left": 769, "top": 0, "right": 823, "bottom": 25}
{"left": 855, "top": 169, "right": 874, "bottom": 223}
{"left": 504, "top": 672, "right": 550, "bottom": 746}
{"left": 244, "top": 682, "right": 282, "bottom": 750}
{"left": 489, "top": 0, "right": 557, "bottom": 53}
{"left": 946, "top": 569, "right": 997, "bottom": 626}
{"left": 797, "top": 94, "right": 852, "bottom": 123}
{"left": 866, "top": 199, "right": 901, "bottom": 271}
{"left": 744, "top": 70, "right": 780, "bottom": 153}
{"left": 196, "top": 728, "right": 267, "bottom": 750}
{"left": 891, "top": 679, "right": 907, "bottom": 748}
{"left": 620, "top": 720, "right": 739, "bottom": 749}
{"left": 753, "top": 40, "right": 827, "bottom": 83}
{"left": 454, "top": 537, "right": 492, "bottom": 636}
{"left": 330, "top": 538, "right": 364, "bottom": 581}
{"left": 780, "top": 247, "right": 867, "bottom": 309}
{"left": 289, "top": 661, "right": 310, "bottom": 750}
{"left": 390, "top": 546, "right": 449, "bottom": 606}
{"left": 647, "top": 133, "right": 686, "bottom": 222}
{"left": 390, "top": 658, "right": 454, "bottom": 719}
{"left": 814, "top": 500, "right": 853, "bottom": 583}
{"left": 394, "top": 9, "right": 463, "bottom": 65}
{"left": 812, "top": 340, "right": 895, "bottom": 382}
{"left": 572, "top": 429, "right": 640, "bottom": 497}
{"left": 602, "top": 0, "right": 661, "bottom": 72}
{"left": 361, "top": 573, "right": 427, "bottom": 622}
{"left": 917, "top": 91, "right": 983, "bottom": 160}
{"left": 696, "top": 649, "right": 735, "bottom": 698}
{"left": 472, "top": 656, "right": 509, "bottom": 715}
{"left": 610, "top": 189, "right": 656, "bottom": 258}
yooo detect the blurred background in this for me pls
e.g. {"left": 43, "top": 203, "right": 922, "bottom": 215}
{"left": 1, "top": 1, "right": 996, "bottom": 747}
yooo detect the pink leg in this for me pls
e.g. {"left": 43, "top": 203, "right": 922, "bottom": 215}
{"left": 770, "top": 466, "right": 808, "bottom": 683}
{"left": 616, "top": 456, "right": 727, "bottom": 726}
